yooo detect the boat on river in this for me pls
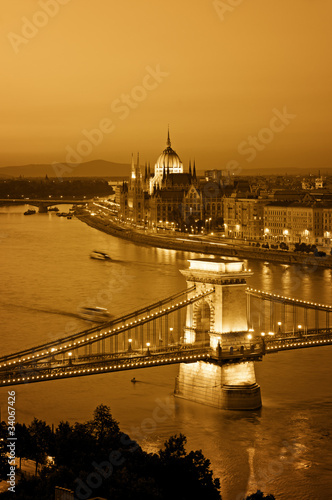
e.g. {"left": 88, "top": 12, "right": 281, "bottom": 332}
{"left": 90, "top": 250, "right": 111, "bottom": 260}
{"left": 24, "top": 209, "right": 36, "bottom": 215}
{"left": 79, "top": 306, "right": 112, "bottom": 323}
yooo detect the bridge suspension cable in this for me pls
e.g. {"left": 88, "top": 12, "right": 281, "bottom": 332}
{"left": 0, "top": 287, "right": 214, "bottom": 369}
{"left": 0, "top": 286, "right": 196, "bottom": 364}
{"left": 246, "top": 288, "right": 332, "bottom": 312}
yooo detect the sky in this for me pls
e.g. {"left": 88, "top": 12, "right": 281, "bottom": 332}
{"left": 1, "top": 0, "right": 331, "bottom": 172}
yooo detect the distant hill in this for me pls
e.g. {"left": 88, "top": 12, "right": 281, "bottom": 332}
{"left": 0, "top": 160, "right": 130, "bottom": 178}
{"left": 0, "top": 160, "right": 330, "bottom": 179}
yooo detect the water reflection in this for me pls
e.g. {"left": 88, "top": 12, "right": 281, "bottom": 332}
{"left": 0, "top": 212, "right": 331, "bottom": 499}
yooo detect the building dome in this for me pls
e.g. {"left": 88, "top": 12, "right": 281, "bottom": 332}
{"left": 154, "top": 130, "right": 183, "bottom": 175}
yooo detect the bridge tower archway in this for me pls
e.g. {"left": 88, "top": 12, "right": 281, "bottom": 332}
{"left": 181, "top": 258, "right": 251, "bottom": 349}
{"left": 194, "top": 299, "right": 211, "bottom": 342}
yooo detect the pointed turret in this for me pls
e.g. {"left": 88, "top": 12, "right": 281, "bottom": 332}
{"left": 136, "top": 152, "right": 142, "bottom": 187}
{"left": 166, "top": 125, "right": 171, "bottom": 147}
{"left": 131, "top": 153, "right": 136, "bottom": 180}
{"left": 189, "top": 160, "right": 192, "bottom": 176}
{"left": 193, "top": 160, "right": 197, "bottom": 180}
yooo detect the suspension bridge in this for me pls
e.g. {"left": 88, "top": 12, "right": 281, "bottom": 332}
{"left": 1, "top": 258, "right": 331, "bottom": 409}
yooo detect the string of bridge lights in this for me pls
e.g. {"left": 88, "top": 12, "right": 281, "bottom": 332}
{"left": 246, "top": 288, "right": 332, "bottom": 310}
{"left": 266, "top": 338, "right": 332, "bottom": 352}
{"left": 0, "top": 353, "right": 210, "bottom": 387}
{"left": 0, "top": 285, "right": 197, "bottom": 364}
{"left": 0, "top": 288, "right": 215, "bottom": 369}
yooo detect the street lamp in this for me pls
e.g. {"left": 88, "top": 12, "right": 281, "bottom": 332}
{"left": 146, "top": 342, "right": 151, "bottom": 356}
{"left": 169, "top": 327, "right": 174, "bottom": 344}
{"left": 68, "top": 352, "right": 73, "bottom": 365}
{"left": 128, "top": 338, "right": 132, "bottom": 352}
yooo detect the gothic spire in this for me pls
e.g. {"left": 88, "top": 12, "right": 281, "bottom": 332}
{"left": 166, "top": 125, "right": 171, "bottom": 147}
{"left": 189, "top": 159, "right": 192, "bottom": 176}
{"left": 193, "top": 160, "right": 196, "bottom": 179}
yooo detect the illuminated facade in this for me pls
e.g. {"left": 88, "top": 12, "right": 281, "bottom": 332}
{"left": 223, "top": 196, "right": 266, "bottom": 240}
{"left": 174, "top": 258, "right": 262, "bottom": 410}
{"left": 263, "top": 201, "right": 332, "bottom": 247}
{"left": 149, "top": 129, "right": 183, "bottom": 194}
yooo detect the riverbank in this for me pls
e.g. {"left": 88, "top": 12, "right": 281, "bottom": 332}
{"left": 75, "top": 210, "right": 332, "bottom": 268}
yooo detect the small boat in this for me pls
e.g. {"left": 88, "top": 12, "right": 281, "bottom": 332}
{"left": 24, "top": 209, "right": 36, "bottom": 215}
{"left": 90, "top": 250, "right": 111, "bottom": 260}
{"left": 131, "top": 377, "right": 137, "bottom": 383}
{"left": 79, "top": 306, "right": 112, "bottom": 323}
{"left": 48, "top": 207, "right": 59, "bottom": 212}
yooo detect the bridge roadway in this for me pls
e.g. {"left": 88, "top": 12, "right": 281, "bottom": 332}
{"left": 0, "top": 198, "right": 90, "bottom": 205}
{"left": 0, "top": 198, "right": 92, "bottom": 212}
{"left": 1, "top": 331, "right": 332, "bottom": 388}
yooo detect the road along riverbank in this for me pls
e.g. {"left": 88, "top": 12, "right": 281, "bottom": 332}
{"left": 75, "top": 210, "right": 332, "bottom": 269}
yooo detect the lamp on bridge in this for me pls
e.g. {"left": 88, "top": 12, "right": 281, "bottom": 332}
{"left": 169, "top": 327, "right": 175, "bottom": 344}
{"left": 277, "top": 321, "right": 282, "bottom": 334}
{"left": 128, "top": 338, "right": 132, "bottom": 352}
{"left": 68, "top": 352, "right": 73, "bottom": 365}
{"left": 146, "top": 342, "right": 151, "bottom": 356}
{"left": 260, "top": 332, "right": 266, "bottom": 352}
{"left": 298, "top": 324, "right": 302, "bottom": 337}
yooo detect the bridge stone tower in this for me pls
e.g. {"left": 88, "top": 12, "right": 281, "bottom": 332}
{"left": 174, "top": 258, "right": 262, "bottom": 410}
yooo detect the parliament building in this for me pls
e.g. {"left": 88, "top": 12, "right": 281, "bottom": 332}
{"left": 119, "top": 130, "right": 225, "bottom": 230}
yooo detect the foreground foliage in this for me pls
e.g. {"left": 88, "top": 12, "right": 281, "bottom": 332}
{"left": 0, "top": 405, "right": 275, "bottom": 500}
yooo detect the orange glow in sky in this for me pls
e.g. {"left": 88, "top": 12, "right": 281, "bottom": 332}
{"left": 1, "top": 0, "right": 331, "bottom": 171}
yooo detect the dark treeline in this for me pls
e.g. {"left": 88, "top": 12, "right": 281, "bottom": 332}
{"left": 0, "top": 178, "right": 114, "bottom": 199}
{"left": 0, "top": 405, "right": 275, "bottom": 500}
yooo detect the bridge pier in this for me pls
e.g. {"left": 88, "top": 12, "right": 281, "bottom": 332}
{"left": 175, "top": 258, "right": 262, "bottom": 410}
{"left": 38, "top": 204, "right": 49, "bottom": 213}
{"left": 174, "top": 361, "right": 261, "bottom": 410}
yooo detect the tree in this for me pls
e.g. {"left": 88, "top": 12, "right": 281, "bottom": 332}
{"left": 245, "top": 491, "right": 275, "bottom": 500}
{"left": 28, "top": 418, "right": 53, "bottom": 475}
{"left": 89, "top": 404, "right": 120, "bottom": 443}
{"left": 158, "top": 434, "right": 221, "bottom": 500}
{"left": 15, "top": 423, "right": 31, "bottom": 469}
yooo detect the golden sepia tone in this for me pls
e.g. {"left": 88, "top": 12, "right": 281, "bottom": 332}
{"left": 1, "top": 0, "right": 332, "bottom": 171}
{"left": 1, "top": 2, "right": 332, "bottom": 500}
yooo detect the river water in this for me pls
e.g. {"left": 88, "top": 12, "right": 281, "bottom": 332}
{"left": 0, "top": 206, "right": 331, "bottom": 500}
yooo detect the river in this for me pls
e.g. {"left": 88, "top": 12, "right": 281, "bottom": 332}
{"left": 0, "top": 206, "right": 331, "bottom": 500}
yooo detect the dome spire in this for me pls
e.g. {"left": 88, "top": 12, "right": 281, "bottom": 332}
{"left": 166, "top": 125, "right": 171, "bottom": 147}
